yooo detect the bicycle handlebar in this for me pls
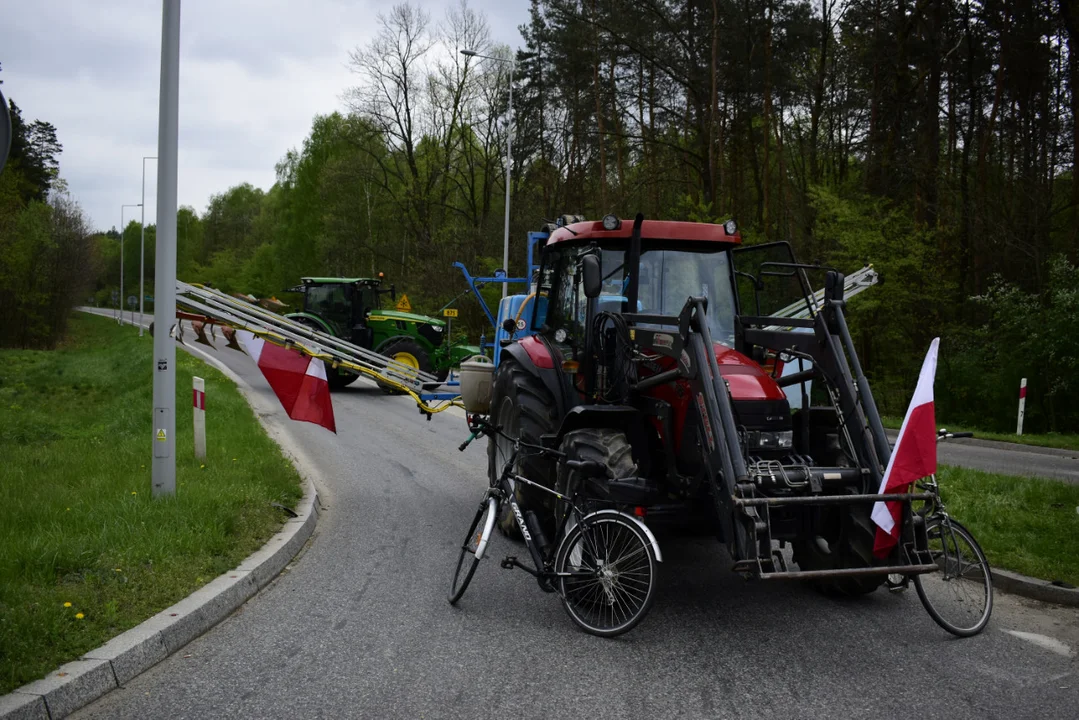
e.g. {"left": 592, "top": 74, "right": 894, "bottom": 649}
{"left": 937, "top": 429, "right": 974, "bottom": 441}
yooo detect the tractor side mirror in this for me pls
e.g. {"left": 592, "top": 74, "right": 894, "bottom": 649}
{"left": 581, "top": 253, "right": 602, "bottom": 299}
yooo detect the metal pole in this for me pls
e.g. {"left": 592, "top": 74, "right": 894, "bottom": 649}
{"left": 121, "top": 204, "right": 141, "bottom": 325}
{"left": 501, "top": 63, "right": 513, "bottom": 301}
{"left": 152, "top": 0, "right": 181, "bottom": 498}
{"left": 140, "top": 156, "right": 156, "bottom": 336}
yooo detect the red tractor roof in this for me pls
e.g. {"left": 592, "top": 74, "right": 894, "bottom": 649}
{"left": 545, "top": 219, "right": 742, "bottom": 247}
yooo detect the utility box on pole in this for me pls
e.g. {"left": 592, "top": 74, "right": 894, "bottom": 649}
{"left": 152, "top": 0, "right": 181, "bottom": 498}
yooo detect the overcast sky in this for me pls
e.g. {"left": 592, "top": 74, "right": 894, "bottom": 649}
{"left": 2, "top": 0, "right": 529, "bottom": 233}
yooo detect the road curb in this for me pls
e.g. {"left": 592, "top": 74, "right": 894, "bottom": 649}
{"left": 1, "top": 312, "right": 322, "bottom": 720}
{"left": 883, "top": 428, "right": 1078, "bottom": 459}
{"left": 994, "top": 568, "right": 1079, "bottom": 607}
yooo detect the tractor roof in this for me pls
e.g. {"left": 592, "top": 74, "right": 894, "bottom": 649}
{"left": 301, "top": 277, "right": 382, "bottom": 285}
{"left": 545, "top": 219, "right": 742, "bottom": 248}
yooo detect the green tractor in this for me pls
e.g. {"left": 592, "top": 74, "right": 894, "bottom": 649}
{"left": 284, "top": 275, "right": 479, "bottom": 389}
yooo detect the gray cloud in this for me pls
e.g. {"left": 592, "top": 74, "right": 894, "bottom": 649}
{"left": 2, "top": 0, "right": 529, "bottom": 232}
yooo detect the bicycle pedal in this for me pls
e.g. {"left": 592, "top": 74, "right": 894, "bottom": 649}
{"left": 500, "top": 556, "right": 517, "bottom": 570}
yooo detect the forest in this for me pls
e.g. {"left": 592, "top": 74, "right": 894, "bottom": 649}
{"left": 3, "top": 0, "right": 1078, "bottom": 434}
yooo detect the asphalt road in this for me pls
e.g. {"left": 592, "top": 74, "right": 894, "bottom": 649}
{"left": 74, "top": 310, "right": 1078, "bottom": 719}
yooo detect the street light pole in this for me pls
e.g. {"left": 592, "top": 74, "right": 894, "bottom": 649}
{"left": 140, "top": 156, "right": 157, "bottom": 336}
{"left": 461, "top": 49, "right": 533, "bottom": 300}
{"left": 120, "top": 203, "right": 142, "bottom": 325}
{"left": 152, "top": 0, "right": 181, "bottom": 498}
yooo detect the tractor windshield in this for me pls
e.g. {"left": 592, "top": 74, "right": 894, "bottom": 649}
{"left": 598, "top": 246, "right": 737, "bottom": 346}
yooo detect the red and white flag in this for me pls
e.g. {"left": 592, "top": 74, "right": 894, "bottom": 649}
{"left": 237, "top": 331, "right": 336, "bottom": 433}
{"left": 871, "top": 337, "right": 939, "bottom": 558}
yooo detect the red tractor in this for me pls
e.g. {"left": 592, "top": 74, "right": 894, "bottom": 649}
{"left": 488, "top": 214, "right": 927, "bottom": 594}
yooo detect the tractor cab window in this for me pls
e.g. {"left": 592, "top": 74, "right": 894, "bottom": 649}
{"left": 357, "top": 286, "right": 380, "bottom": 320}
{"left": 595, "top": 245, "right": 737, "bottom": 347}
{"left": 305, "top": 284, "right": 351, "bottom": 334}
{"left": 533, "top": 248, "right": 583, "bottom": 357}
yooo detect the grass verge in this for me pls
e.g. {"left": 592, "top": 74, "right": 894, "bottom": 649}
{"left": 881, "top": 415, "right": 1079, "bottom": 453}
{"left": 937, "top": 465, "right": 1079, "bottom": 586}
{"left": 0, "top": 313, "right": 303, "bottom": 694}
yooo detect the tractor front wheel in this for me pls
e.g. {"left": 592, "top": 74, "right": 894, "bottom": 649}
{"left": 488, "top": 358, "right": 558, "bottom": 538}
{"left": 555, "top": 429, "right": 636, "bottom": 523}
{"left": 793, "top": 488, "right": 882, "bottom": 596}
{"left": 377, "top": 338, "right": 432, "bottom": 394}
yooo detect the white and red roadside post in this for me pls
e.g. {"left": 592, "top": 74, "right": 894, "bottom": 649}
{"left": 193, "top": 376, "right": 206, "bottom": 459}
{"left": 1016, "top": 377, "right": 1027, "bottom": 436}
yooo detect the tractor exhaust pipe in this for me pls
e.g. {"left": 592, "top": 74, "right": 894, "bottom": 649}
{"left": 623, "top": 213, "right": 644, "bottom": 314}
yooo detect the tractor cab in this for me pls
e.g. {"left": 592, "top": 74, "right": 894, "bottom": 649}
{"left": 289, "top": 275, "right": 394, "bottom": 346}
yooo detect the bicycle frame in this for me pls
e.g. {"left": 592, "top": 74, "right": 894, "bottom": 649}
{"left": 479, "top": 421, "right": 661, "bottom": 588}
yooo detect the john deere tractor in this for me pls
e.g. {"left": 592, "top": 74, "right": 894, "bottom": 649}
{"left": 284, "top": 275, "right": 478, "bottom": 389}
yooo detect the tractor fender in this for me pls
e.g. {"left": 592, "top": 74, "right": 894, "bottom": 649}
{"left": 552, "top": 405, "right": 653, "bottom": 457}
{"left": 284, "top": 312, "right": 334, "bottom": 335}
{"left": 500, "top": 340, "right": 575, "bottom": 421}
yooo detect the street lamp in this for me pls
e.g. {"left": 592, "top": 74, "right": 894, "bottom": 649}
{"left": 460, "top": 48, "right": 534, "bottom": 300}
{"left": 140, "top": 156, "right": 157, "bottom": 336}
{"left": 120, "top": 203, "right": 142, "bottom": 324}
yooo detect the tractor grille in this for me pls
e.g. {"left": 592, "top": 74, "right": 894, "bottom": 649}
{"left": 733, "top": 399, "right": 792, "bottom": 452}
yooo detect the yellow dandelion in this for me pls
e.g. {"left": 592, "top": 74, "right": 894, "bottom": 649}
{"left": 200, "top": 464, "right": 205, "bottom": 469}
{"left": 66, "top": 507, "right": 71, "bottom": 511}
{"left": 63, "top": 602, "right": 72, "bottom": 608}
{"left": 113, "top": 568, "right": 122, "bottom": 572}
{"left": 131, "top": 491, "right": 137, "bottom": 495}
{"left": 75, "top": 613, "right": 84, "bottom": 620}
{"left": 232, "top": 458, "right": 237, "bottom": 461}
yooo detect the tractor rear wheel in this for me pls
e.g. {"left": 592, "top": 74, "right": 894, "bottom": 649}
{"left": 488, "top": 358, "right": 558, "bottom": 538}
{"left": 327, "top": 366, "right": 358, "bottom": 390}
{"left": 793, "top": 488, "right": 881, "bottom": 596}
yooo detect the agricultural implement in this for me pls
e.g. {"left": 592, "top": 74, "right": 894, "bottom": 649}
{"left": 170, "top": 281, "right": 463, "bottom": 415}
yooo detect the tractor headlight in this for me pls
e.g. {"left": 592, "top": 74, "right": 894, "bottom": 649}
{"left": 746, "top": 430, "right": 793, "bottom": 451}
{"left": 602, "top": 214, "right": 621, "bottom": 231}
{"left": 723, "top": 219, "right": 737, "bottom": 235}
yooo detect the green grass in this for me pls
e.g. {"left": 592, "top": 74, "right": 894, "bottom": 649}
{"left": 880, "top": 415, "right": 1079, "bottom": 453}
{"left": 937, "top": 465, "right": 1079, "bottom": 586}
{"left": 0, "top": 313, "right": 303, "bottom": 694}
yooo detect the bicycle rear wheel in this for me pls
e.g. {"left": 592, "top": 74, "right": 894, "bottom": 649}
{"left": 554, "top": 512, "right": 658, "bottom": 637}
{"left": 449, "top": 496, "right": 498, "bottom": 605}
{"left": 914, "top": 517, "right": 993, "bottom": 637}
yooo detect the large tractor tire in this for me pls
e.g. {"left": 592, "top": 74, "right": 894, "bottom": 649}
{"left": 555, "top": 429, "right": 636, "bottom": 523}
{"left": 488, "top": 358, "right": 558, "bottom": 538}
{"left": 793, "top": 488, "right": 881, "bottom": 596}
{"left": 377, "top": 338, "right": 432, "bottom": 394}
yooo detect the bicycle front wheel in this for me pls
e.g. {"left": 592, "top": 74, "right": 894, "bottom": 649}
{"left": 554, "top": 512, "right": 658, "bottom": 637}
{"left": 914, "top": 517, "right": 993, "bottom": 637}
{"left": 449, "top": 496, "right": 498, "bottom": 605}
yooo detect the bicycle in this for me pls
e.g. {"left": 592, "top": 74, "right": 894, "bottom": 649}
{"left": 448, "top": 416, "right": 662, "bottom": 637}
{"left": 887, "top": 429, "right": 994, "bottom": 637}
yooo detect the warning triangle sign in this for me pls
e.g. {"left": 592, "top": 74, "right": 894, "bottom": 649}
{"left": 395, "top": 294, "right": 412, "bottom": 312}
{"left": 156, "top": 429, "right": 167, "bottom": 441}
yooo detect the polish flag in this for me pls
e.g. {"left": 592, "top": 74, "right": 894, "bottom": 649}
{"left": 237, "top": 331, "right": 336, "bottom": 433}
{"left": 871, "top": 338, "right": 939, "bottom": 558}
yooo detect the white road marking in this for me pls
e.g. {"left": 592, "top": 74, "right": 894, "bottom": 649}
{"left": 1003, "top": 630, "right": 1075, "bottom": 657}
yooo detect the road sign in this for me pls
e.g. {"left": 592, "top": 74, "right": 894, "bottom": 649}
{"left": 395, "top": 294, "right": 412, "bottom": 312}
{"left": 128, "top": 295, "right": 137, "bottom": 308}
{"left": 443, "top": 308, "right": 458, "bottom": 318}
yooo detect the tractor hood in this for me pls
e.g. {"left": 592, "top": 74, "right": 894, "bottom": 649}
{"left": 368, "top": 309, "right": 445, "bottom": 327}
{"left": 714, "top": 344, "right": 786, "bottom": 402}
